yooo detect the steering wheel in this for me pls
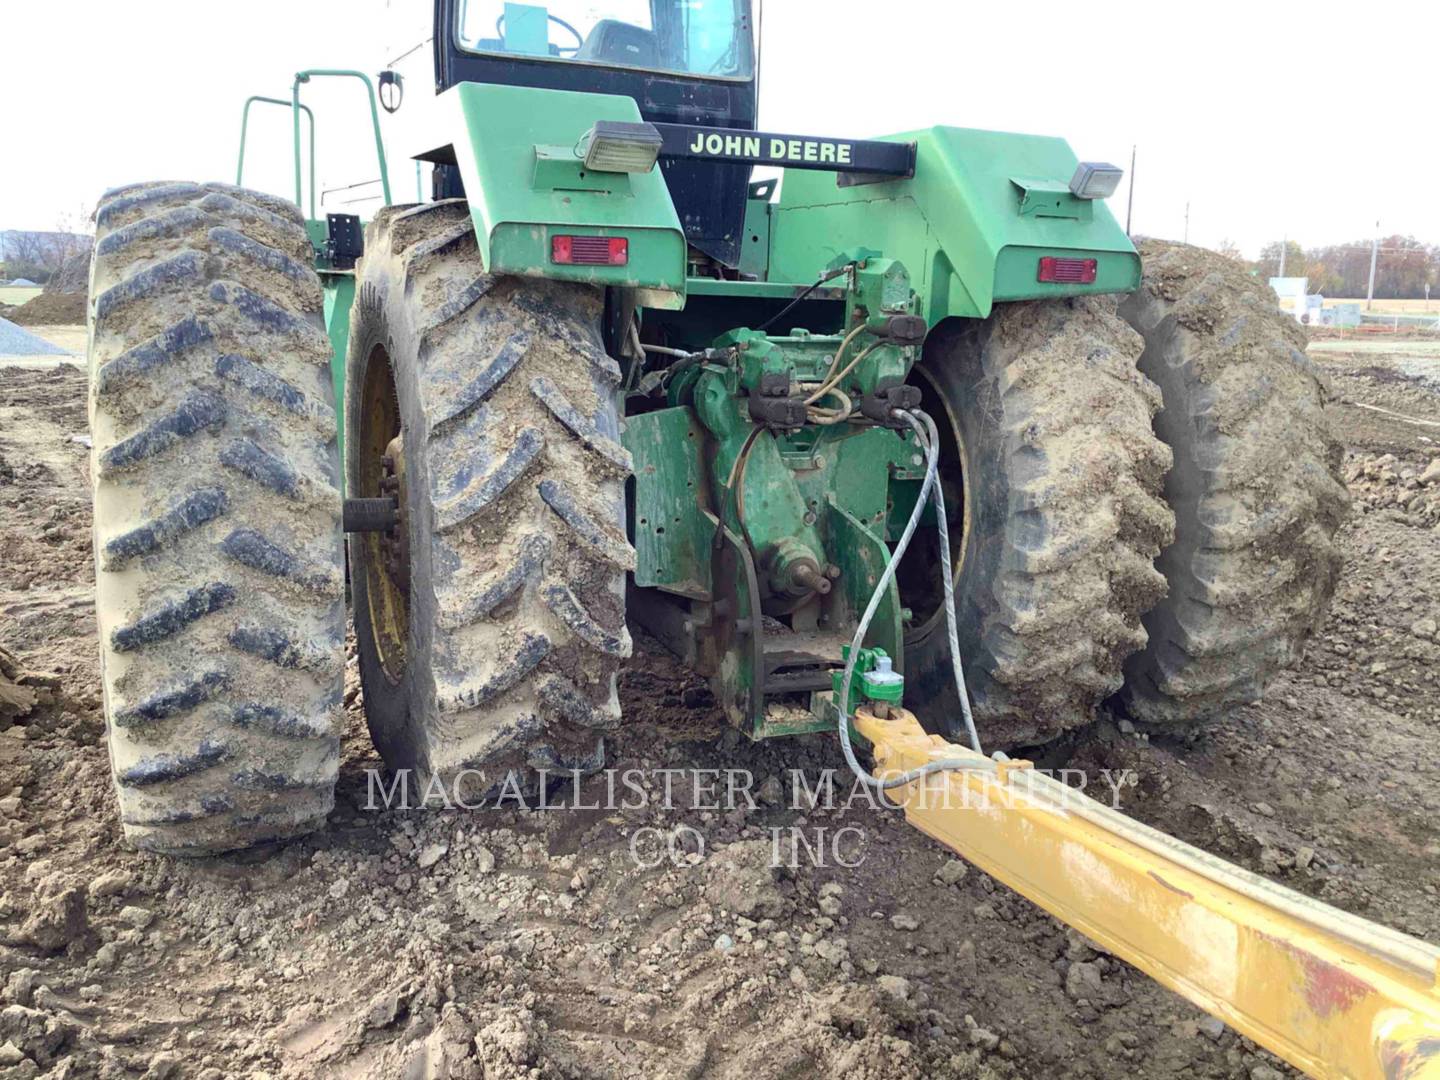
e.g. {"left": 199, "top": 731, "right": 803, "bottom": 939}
{"left": 495, "top": 12, "right": 584, "bottom": 54}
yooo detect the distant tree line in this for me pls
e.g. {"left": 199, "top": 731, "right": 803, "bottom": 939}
{"left": 0, "top": 230, "right": 91, "bottom": 284}
{"left": 1220, "top": 235, "right": 1438, "bottom": 299}
{"left": 1, "top": 206, "right": 93, "bottom": 284}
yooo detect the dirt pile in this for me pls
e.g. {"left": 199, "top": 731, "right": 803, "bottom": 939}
{"left": 5, "top": 250, "right": 90, "bottom": 325}
{"left": 43, "top": 251, "right": 90, "bottom": 297}
{"left": 6, "top": 292, "right": 86, "bottom": 327}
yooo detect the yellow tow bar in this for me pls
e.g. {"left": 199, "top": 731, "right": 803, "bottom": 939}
{"left": 853, "top": 706, "right": 1440, "bottom": 1080}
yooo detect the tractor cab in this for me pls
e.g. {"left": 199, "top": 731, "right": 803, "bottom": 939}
{"left": 432, "top": 0, "right": 758, "bottom": 267}
{"left": 451, "top": 1, "right": 754, "bottom": 76}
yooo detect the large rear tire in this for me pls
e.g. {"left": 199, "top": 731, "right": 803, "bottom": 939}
{"left": 88, "top": 181, "right": 345, "bottom": 854}
{"left": 347, "top": 201, "right": 632, "bottom": 799}
{"left": 1117, "top": 240, "right": 1349, "bottom": 722}
{"left": 902, "top": 297, "right": 1174, "bottom": 747}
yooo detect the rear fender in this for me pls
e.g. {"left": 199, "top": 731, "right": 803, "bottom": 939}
{"left": 770, "top": 127, "right": 1141, "bottom": 322}
{"left": 415, "top": 82, "right": 687, "bottom": 309}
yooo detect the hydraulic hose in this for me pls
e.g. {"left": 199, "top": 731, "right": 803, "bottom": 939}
{"left": 836, "top": 408, "right": 988, "bottom": 793}
{"left": 921, "top": 408, "right": 982, "bottom": 756}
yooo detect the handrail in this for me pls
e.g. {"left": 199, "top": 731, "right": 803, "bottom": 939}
{"left": 292, "top": 69, "right": 392, "bottom": 212}
{"left": 237, "top": 96, "right": 316, "bottom": 221}
{"left": 321, "top": 178, "right": 385, "bottom": 200}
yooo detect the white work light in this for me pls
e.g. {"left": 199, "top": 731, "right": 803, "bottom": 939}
{"left": 1069, "top": 162, "right": 1124, "bottom": 200}
{"left": 579, "top": 121, "right": 664, "bottom": 174}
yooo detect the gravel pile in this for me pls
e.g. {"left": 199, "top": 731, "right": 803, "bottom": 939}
{"left": 0, "top": 317, "right": 72, "bottom": 356}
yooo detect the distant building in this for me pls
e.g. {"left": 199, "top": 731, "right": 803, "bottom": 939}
{"left": 5, "top": 278, "right": 38, "bottom": 287}
{"left": 1269, "top": 277, "right": 1309, "bottom": 321}
{"left": 1324, "top": 303, "right": 1362, "bottom": 328}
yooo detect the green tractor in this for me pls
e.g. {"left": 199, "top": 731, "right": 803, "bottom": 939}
{"left": 84, "top": 0, "right": 1346, "bottom": 854}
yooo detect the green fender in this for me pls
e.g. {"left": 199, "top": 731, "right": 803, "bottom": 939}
{"left": 769, "top": 127, "right": 1141, "bottom": 321}
{"left": 416, "top": 82, "right": 688, "bottom": 309}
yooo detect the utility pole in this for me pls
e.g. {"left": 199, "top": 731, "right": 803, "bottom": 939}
{"left": 1183, "top": 201, "right": 1190, "bottom": 244}
{"left": 1279, "top": 234, "right": 1286, "bottom": 279}
{"left": 1125, "top": 145, "right": 1136, "bottom": 236}
{"left": 1366, "top": 221, "right": 1380, "bottom": 311}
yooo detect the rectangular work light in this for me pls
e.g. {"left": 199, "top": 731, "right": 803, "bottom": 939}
{"left": 1069, "top": 161, "right": 1124, "bottom": 200}
{"left": 579, "top": 121, "right": 664, "bottom": 174}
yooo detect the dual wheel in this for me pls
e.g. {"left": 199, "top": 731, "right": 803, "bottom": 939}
{"left": 87, "top": 189, "right": 627, "bottom": 853}
{"left": 904, "top": 241, "right": 1348, "bottom": 745}
{"left": 86, "top": 181, "right": 1345, "bottom": 854}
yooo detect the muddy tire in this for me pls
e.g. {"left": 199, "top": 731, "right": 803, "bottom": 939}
{"left": 1117, "top": 240, "right": 1349, "bottom": 722}
{"left": 347, "top": 200, "right": 631, "bottom": 800}
{"left": 902, "top": 297, "right": 1174, "bottom": 746}
{"left": 87, "top": 181, "right": 345, "bottom": 855}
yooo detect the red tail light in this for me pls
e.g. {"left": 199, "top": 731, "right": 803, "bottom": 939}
{"left": 552, "top": 235, "right": 628, "bottom": 266}
{"left": 1037, "top": 256, "right": 1097, "bottom": 284}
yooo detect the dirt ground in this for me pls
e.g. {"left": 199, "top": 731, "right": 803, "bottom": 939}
{"left": 1, "top": 331, "right": 1438, "bottom": 1079}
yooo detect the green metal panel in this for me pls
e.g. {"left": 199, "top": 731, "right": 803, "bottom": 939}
{"left": 430, "top": 82, "right": 687, "bottom": 303}
{"left": 738, "top": 195, "right": 771, "bottom": 279}
{"left": 768, "top": 126, "right": 1139, "bottom": 320}
{"left": 626, "top": 406, "right": 715, "bottom": 599}
{"left": 994, "top": 244, "right": 1138, "bottom": 301}
{"left": 321, "top": 272, "right": 355, "bottom": 494}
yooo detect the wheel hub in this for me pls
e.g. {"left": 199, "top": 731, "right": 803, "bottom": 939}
{"left": 359, "top": 345, "right": 409, "bottom": 685}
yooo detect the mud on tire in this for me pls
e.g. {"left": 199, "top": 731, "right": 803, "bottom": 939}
{"left": 347, "top": 200, "right": 631, "bottom": 798}
{"left": 1118, "top": 240, "right": 1349, "bottom": 722}
{"left": 87, "top": 181, "right": 345, "bottom": 855}
{"left": 904, "top": 297, "right": 1174, "bottom": 746}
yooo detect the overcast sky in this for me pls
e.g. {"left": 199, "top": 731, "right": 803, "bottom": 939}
{"left": 4, "top": 0, "right": 1436, "bottom": 258}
